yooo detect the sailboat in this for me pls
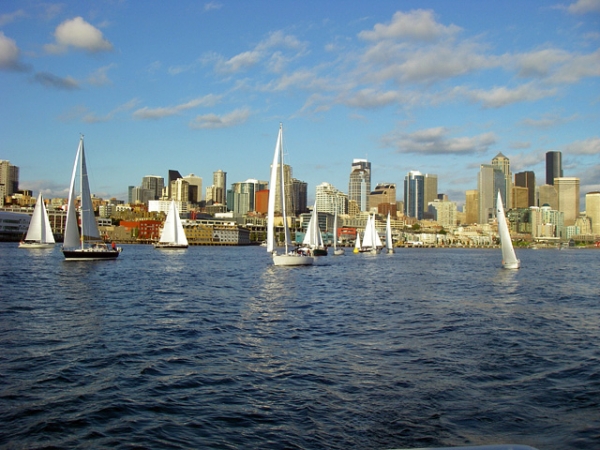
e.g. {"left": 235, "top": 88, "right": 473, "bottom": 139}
{"left": 301, "top": 200, "right": 328, "bottom": 256}
{"left": 385, "top": 212, "right": 394, "bottom": 254}
{"left": 497, "top": 191, "right": 520, "bottom": 269}
{"left": 19, "top": 193, "right": 55, "bottom": 248}
{"left": 267, "top": 124, "right": 313, "bottom": 266}
{"left": 333, "top": 211, "right": 344, "bottom": 256}
{"left": 154, "top": 200, "right": 189, "bottom": 249}
{"left": 359, "top": 214, "right": 382, "bottom": 254}
{"left": 62, "top": 136, "right": 121, "bottom": 260}
{"left": 353, "top": 229, "right": 361, "bottom": 253}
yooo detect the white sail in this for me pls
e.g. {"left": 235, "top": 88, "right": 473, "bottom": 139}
{"left": 303, "top": 200, "right": 324, "bottom": 248}
{"left": 386, "top": 212, "right": 393, "bottom": 252}
{"left": 354, "top": 231, "right": 361, "bottom": 253}
{"left": 266, "top": 126, "right": 281, "bottom": 254}
{"left": 63, "top": 140, "right": 82, "bottom": 249}
{"left": 373, "top": 214, "right": 383, "bottom": 248}
{"left": 157, "top": 200, "right": 188, "bottom": 247}
{"left": 333, "top": 211, "right": 345, "bottom": 255}
{"left": 497, "top": 191, "right": 520, "bottom": 269}
{"left": 24, "top": 193, "right": 55, "bottom": 244}
{"left": 362, "top": 215, "right": 374, "bottom": 248}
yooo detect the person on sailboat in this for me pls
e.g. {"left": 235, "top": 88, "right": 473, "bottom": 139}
{"left": 112, "top": 242, "right": 117, "bottom": 251}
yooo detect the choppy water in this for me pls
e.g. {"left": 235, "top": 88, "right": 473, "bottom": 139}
{"left": 0, "top": 243, "right": 598, "bottom": 449}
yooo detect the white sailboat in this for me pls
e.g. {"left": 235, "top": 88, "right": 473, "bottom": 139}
{"left": 353, "top": 230, "right": 361, "bottom": 253}
{"left": 267, "top": 124, "right": 313, "bottom": 266}
{"left": 333, "top": 211, "right": 344, "bottom": 256}
{"left": 359, "top": 214, "right": 382, "bottom": 254}
{"left": 385, "top": 212, "right": 394, "bottom": 254}
{"left": 154, "top": 200, "right": 189, "bottom": 249}
{"left": 62, "top": 136, "right": 121, "bottom": 260}
{"left": 19, "top": 193, "right": 55, "bottom": 248}
{"left": 497, "top": 191, "right": 520, "bottom": 269}
{"left": 301, "top": 200, "right": 328, "bottom": 256}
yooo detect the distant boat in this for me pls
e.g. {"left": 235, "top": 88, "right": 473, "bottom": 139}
{"left": 19, "top": 193, "right": 56, "bottom": 249}
{"left": 333, "top": 211, "right": 344, "bottom": 256}
{"left": 353, "top": 230, "right": 361, "bottom": 253}
{"left": 62, "top": 136, "right": 121, "bottom": 260}
{"left": 266, "top": 124, "right": 313, "bottom": 266}
{"left": 385, "top": 212, "right": 394, "bottom": 254}
{"left": 300, "top": 200, "right": 328, "bottom": 256}
{"left": 359, "top": 214, "right": 382, "bottom": 254}
{"left": 497, "top": 191, "right": 520, "bottom": 269}
{"left": 154, "top": 200, "right": 189, "bottom": 249}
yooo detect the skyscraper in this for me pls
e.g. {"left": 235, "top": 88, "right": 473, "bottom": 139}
{"left": 514, "top": 171, "right": 535, "bottom": 207}
{"left": 404, "top": 171, "right": 424, "bottom": 220}
{"left": 478, "top": 164, "right": 505, "bottom": 224}
{"left": 291, "top": 178, "right": 308, "bottom": 215}
{"left": 555, "top": 177, "right": 580, "bottom": 226}
{"left": 316, "top": 182, "right": 348, "bottom": 215}
{"left": 142, "top": 175, "right": 165, "bottom": 200}
{"left": 182, "top": 174, "right": 203, "bottom": 204}
{"left": 348, "top": 159, "right": 371, "bottom": 212}
{"left": 546, "top": 151, "right": 563, "bottom": 185}
{"left": 491, "top": 152, "right": 511, "bottom": 207}
{"left": 213, "top": 169, "right": 227, "bottom": 205}
{"left": 586, "top": 192, "right": 600, "bottom": 235}
{"left": 167, "top": 170, "right": 182, "bottom": 199}
{"left": 0, "top": 160, "right": 19, "bottom": 207}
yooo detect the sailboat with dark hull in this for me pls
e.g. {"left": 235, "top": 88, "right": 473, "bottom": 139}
{"left": 62, "top": 136, "right": 121, "bottom": 260}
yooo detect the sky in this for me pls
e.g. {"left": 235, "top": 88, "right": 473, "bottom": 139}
{"left": 1, "top": 0, "right": 599, "bottom": 208}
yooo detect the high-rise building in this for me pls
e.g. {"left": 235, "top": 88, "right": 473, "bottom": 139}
{"left": 316, "top": 182, "right": 348, "bottom": 215}
{"left": 348, "top": 159, "right": 371, "bottom": 212}
{"left": 428, "top": 199, "right": 457, "bottom": 228}
{"left": 213, "top": 169, "right": 227, "bottom": 205}
{"left": 404, "top": 171, "right": 424, "bottom": 220}
{"left": 182, "top": 174, "right": 203, "bottom": 204}
{"left": 0, "top": 160, "right": 19, "bottom": 206}
{"left": 291, "top": 178, "right": 308, "bottom": 216}
{"left": 142, "top": 175, "right": 164, "bottom": 200}
{"left": 167, "top": 170, "right": 182, "bottom": 199}
{"left": 514, "top": 171, "right": 535, "bottom": 207}
{"left": 546, "top": 151, "right": 563, "bottom": 186}
{"left": 465, "top": 189, "right": 479, "bottom": 224}
{"left": 586, "top": 192, "right": 600, "bottom": 235}
{"left": 171, "top": 178, "right": 189, "bottom": 203}
{"left": 229, "top": 179, "right": 267, "bottom": 214}
{"left": 492, "top": 152, "right": 511, "bottom": 206}
{"left": 368, "top": 183, "right": 396, "bottom": 213}
{"left": 478, "top": 164, "right": 505, "bottom": 224}
{"left": 423, "top": 174, "right": 438, "bottom": 209}
{"left": 538, "top": 184, "right": 558, "bottom": 210}
{"left": 554, "top": 177, "right": 580, "bottom": 226}
{"left": 270, "top": 164, "right": 293, "bottom": 215}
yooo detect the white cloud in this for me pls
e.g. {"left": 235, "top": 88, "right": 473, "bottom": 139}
{"left": 519, "top": 113, "right": 578, "bottom": 128}
{"left": 567, "top": 0, "right": 600, "bottom": 14}
{"left": 189, "top": 108, "right": 251, "bottom": 129}
{"left": 458, "top": 83, "right": 557, "bottom": 108}
{"left": 87, "top": 64, "right": 116, "bottom": 86}
{"left": 0, "top": 9, "right": 26, "bottom": 26}
{"left": 382, "top": 127, "right": 496, "bottom": 155}
{"left": 44, "top": 17, "right": 113, "bottom": 54}
{"left": 564, "top": 136, "right": 600, "bottom": 154}
{"left": 358, "top": 9, "right": 461, "bottom": 42}
{"left": 0, "top": 31, "right": 29, "bottom": 71}
{"left": 133, "top": 95, "right": 222, "bottom": 120}
{"left": 204, "top": 2, "right": 223, "bottom": 12}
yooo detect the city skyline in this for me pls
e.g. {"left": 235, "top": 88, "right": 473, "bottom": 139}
{"left": 1, "top": 1, "right": 599, "bottom": 204}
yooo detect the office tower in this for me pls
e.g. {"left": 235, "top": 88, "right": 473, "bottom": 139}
{"left": 491, "top": 152, "right": 511, "bottom": 207}
{"left": 512, "top": 186, "right": 529, "bottom": 209}
{"left": 368, "top": 183, "right": 396, "bottom": 214}
{"left": 130, "top": 186, "right": 153, "bottom": 205}
{"left": 554, "top": 177, "right": 580, "bottom": 226}
{"left": 465, "top": 190, "right": 479, "bottom": 224}
{"left": 478, "top": 164, "right": 505, "bottom": 224}
{"left": 291, "top": 178, "right": 308, "bottom": 215}
{"left": 404, "top": 171, "right": 424, "bottom": 220}
{"left": 142, "top": 175, "right": 165, "bottom": 200}
{"left": 538, "top": 184, "right": 558, "bottom": 210}
{"left": 546, "top": 151, "right": 563, "bottom": 185}
{"left": 271, "top": 163, "right": 293, "bottom": 215}
{"left": 428, "top": 200, "right": 457, "bottom": 228}
{"left": 348, "top": 159, "right": 371, "bottom": 212}
{"left": 166, "top": 170, "right": 182, "bottom": 199}
{"left": 229, "top": 179, "right": 267, "bottom": 213}
{"left": 213, "top": 169, "right": 226, "bottom": 205}
{"left": 0, "top": 160, "right": 19, "bottom": 206}
{"left": 182, "top": 174, "right": 202, "bottom": 204}
{"left": 586, "top": 192, "right": 600, "bottom": 235}
{"left": 514, "top": 171, "right": 535, "bottom": 207}
{"left": 423, "top": 174, "right": 438, "bottom": 208}
{"left": 171, "top": 178, "right": 189, "bottom": 202}
{"left": 316, "top": 182, "right": 348, "bottom": 215}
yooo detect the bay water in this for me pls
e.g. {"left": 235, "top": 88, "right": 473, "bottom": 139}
{"left": 0, "top": 244, "right": 598, "bottom": 449}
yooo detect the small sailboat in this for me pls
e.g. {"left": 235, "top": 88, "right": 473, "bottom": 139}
{"left": 333, "top": 211, "right": 344, "bottom": 256}
{"left": 359, "top": 214, "right": 382, "bottom": 254}
{"left": 154, "top": 200, "right": 189, "bottom": 249}
{"left": 267, "top": 124, "right": 313, "bottom": 266}
{"left": 353, "top": 230, "right": 361, "bottom": 253}
{"left": 497, "top": 191, "right": 520, "bottom": 269}
{"left": 19, "top": 193, "right": 56, "bottom": 249}
{"left": 301, "top": 200, "right": 328, "bottom": 256}
{"left": 62, "top": 136, "right": 121, "bottom": 260}
{"left": 385, "top": 212, "right": 394, "bottom": 254}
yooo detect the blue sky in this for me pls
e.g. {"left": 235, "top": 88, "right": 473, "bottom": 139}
{"left": 1, "top": 0, "right": 599, "bottom": 207}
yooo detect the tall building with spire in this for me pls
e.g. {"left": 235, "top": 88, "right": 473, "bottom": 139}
{"left": 546, "top": 151, "right": 563, "bottom": 185}
{"left": 348, "top": 159, "right": 371, "bottom": 212}
{"left": 492, "top": 152, "right": 511, "bottom": 207}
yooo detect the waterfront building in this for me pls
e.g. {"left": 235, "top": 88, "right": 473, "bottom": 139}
{"left": 404, "top": 171, "right": 424, "bottom": 220}
{"left": 348, "top": 159, "right": 371, "bottom": 212}
{"left": 546, "top": 151, "right": 563, "bottom": 186}
{"left": 554, "top": 177, "right": 580, "bottom": 227}
{"left": 148, "top": 199, "right": 189, "bottom": 215}
{"left": 316, "top": 182, "right": 347, "bottom": 215}
{"left": 585, "top": 192, "right": 600, "bottom": 236}
{"left": 514, "top": 171, "right": 535, "bottom": 207}
{"left": 530, "top": 205, "right": 564, "bottom": 239}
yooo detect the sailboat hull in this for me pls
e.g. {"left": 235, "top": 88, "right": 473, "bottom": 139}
{"left": 273, "top": 254, "right": 314, "bottom": 266}
{"left": 502, "top": 260, "right": 521, "bottom": 269}
{"left": 153, "top": 243, "right": 188, "bottom": 249}
{"left": 334, "top": 248, "right": 345, "bottom": 256}
{"left": 62, "top": 248, "right": 121, "bottom": 260}
{"left": 19, "top": 242, "right": 55, "bottom": 249}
